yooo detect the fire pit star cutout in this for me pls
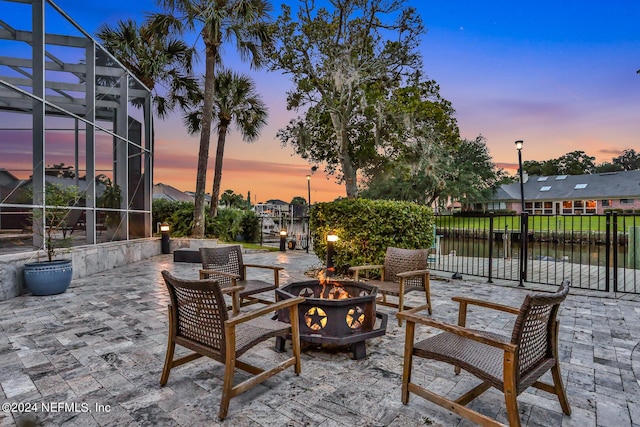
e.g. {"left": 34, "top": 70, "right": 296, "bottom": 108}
{"left": 304, "top": 306, "right": 327, "bottom": 331}
{"left": 299, "top": 287, "right": 315, "bottom": 298}
{"left": 346, "top": 306, "right": 365, "bottom": 329}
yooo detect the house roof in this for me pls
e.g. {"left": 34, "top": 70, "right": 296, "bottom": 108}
{"left": 153, "top": 183, "right": 195, "bottom": 203}
{"left": 492, "top": 170, "right": 640, "bottom": 201}
{"left": 265, "top": 199, "right": 289, "bottom": 205}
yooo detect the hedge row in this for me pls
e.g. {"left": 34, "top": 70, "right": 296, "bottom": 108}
{"left": 310, "top": 199, "right": 434, "bottom": 274}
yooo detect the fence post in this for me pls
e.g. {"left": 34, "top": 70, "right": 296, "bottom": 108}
{"left": 613, "top": 212, "right": 618, "bottom": 292}
{"left": 605, "top": 212, "right": 610, "bottom": 292}
{"left": 487, "top": 213, "right": 494, "bottom": 283}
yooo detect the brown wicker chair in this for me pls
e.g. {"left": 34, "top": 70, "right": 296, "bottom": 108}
{"left": 349, "top": 247, "right": 431, "bottom": 326}
{"left": 199, "top": 245, "right": 284, "bottom": 311}
{"left": 396, "top": 281, "right": 571, "bottom": 427}
{"left": 159, "top": 271, "right": 303, "bottom": 420}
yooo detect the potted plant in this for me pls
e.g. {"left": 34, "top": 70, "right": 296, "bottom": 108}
{"left": 23, "top": 183, "right": 83, "bottom": 296}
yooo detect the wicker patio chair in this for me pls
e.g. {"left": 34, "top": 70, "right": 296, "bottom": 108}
{"left": 159, "top": 271, "right": 303, "bottom": 421}
{"left": 199, "top": 245, "right": 284, "bottom": 311}
{"left": 396, "top": 280, "right": 571, "bottom": 427}
{"left": 349, "top": 247, "right": 431, "bottom": 326}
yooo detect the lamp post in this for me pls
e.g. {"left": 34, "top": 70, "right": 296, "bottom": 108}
{"left": 279, "top": 228, "right": 287, "bottom": 252}
{"left": 515, "top": 140, "right": 526, "bottom": 286}
{"left": 160, "top": 222, "right": 171, "bottom": 254}
{"left": 326, "top": 230, "right": 339, "bottom": 276}
{"left": 306, "top": 174, "right": 311, "bottom": 253}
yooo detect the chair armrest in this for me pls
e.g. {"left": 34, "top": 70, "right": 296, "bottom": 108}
{"left": 225, "top": 296, "right": 305, "bottom": 327}
{"left": 396, "top": 269, "right": 430, "bottom": 278}
{"left": 220, "top": 285, "right": 244, "bottom": 295}
{"left": 349, "top": 265, "right": 384, "bottom": 281}
{"left": 349, "top": 265, "right": 384, "bottom": 272}
{"left": 243, "top": 264, "right": 284, "bottom": 271}
{"left": 451, "top": 296, "right": 520, "bottom": 315}
{"left": 397, "top": 309, "right": 516, "bottom": 352}
{"left": 199, "top": 269, "right": 241, "bottom": 280}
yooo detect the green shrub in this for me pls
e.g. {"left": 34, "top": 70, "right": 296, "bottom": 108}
{"left": 208, "top": 208, "right": 244, "bottom": 241}
{"left": 152, "top": 201, "right": 261, "bottom": 242}
{"left": 168, "top": 206, "right": 196, "bottom": 237}
{"left": 310, "top": 199, "right": 434, "bottom": 274}
{"left": 240, "top": 210, "right": 261, "bottom": 243}
{"left": 153, "top": 199, "right": 194, "bottom": 228}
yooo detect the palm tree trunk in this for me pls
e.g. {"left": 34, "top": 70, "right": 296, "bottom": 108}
{"left": 192, "top": 51, "right": 216, "bottom": 237}
{"left": 209, "top": 123, "right": 228, "bottom": 217}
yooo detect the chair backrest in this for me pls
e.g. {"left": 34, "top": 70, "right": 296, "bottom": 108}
{"left": 161, "top": 270, "right": 228, "bottom": 356}
{"left": 200, "top": 245, "right": 245, "bottom": 283}
{"left": 383, "top": 247, "right": 429, "bottom": 289}
{"left": 511, "top": 280, "right": 570, "bottom": 378}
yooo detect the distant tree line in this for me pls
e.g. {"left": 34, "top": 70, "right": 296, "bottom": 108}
{"left": 522, "top": 149, "right": 640, "bottom": 176}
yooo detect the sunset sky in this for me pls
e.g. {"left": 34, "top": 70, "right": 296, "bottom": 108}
{"left": 49, "top": 0, "right": 640, "bottom": 203}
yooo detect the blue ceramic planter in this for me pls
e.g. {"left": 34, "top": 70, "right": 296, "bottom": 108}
{"left": 23, "top": 260, "right": 73, "bottom": 296}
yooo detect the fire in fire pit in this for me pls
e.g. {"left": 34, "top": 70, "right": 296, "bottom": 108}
{"left": 275, "top": 276, "right": 387, "bottom": 360}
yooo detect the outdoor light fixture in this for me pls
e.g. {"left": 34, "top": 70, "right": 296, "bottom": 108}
{"left": 279, "top": 228, "right": 288, "bottom": 252}
{"left": 515, "top": 140, "right": 526, "bottom": 287}
{"left": 160, "top": 222, "right": 171, "bottom": 254}
{"left": 326, "top": 230, "right": 339, "bottom": 275}
{"left": 306, "top": 174, "right": 311, "bottom": 253}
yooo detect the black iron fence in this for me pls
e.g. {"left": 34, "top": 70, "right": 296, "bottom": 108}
{"left": 431, "top": 213, "right": 640, "bottom": 293}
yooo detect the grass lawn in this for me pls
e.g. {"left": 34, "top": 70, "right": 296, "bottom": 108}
{"left": 435, "top": 215, "right": 640, "bottom": 232}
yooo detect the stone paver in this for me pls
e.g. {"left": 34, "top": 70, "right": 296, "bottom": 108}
{"left": 0, "top": 250, "right": 638, "bottom": 426}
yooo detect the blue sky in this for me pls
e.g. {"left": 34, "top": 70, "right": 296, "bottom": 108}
{"left": 18, "top": 0, "right": 640, "bottom": 201}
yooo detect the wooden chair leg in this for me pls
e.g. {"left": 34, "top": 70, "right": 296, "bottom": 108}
{"left": 401, "top": 321, "right": 416, "bottom": 404}
{"left": 551, "top": 362, "right": 571, "bottom": 415}
{"left": 160, "top": 339, "right": 175, "bottom": 386}
{"left": 503, "top": 352, "right": 521, "bottom": 427}
{"left": 290, "top": 305, "right": 302, "bottom": 375}
{"left": 397, "top": 295, "right": 405, "bottom": 327}
{"left": 219, "top": 361, "right": 234, "bottom": 420}
{"left": 160, "top": 306, "right": 175, "bottom": 386}
{"left": 398, "top": 280, "right": 406, "bottom": 326}
{"left": 219, "top": 332, "right": 237, "bottom": 421}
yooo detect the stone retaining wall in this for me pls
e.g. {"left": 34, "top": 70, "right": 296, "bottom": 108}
{"left": 0, "top": 237, "right": 218, "bottom": 301}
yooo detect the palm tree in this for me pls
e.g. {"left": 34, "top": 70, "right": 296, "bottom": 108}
{"left": 152, "top": 0, "right": 272, "bottom": 236}
{"left": 185, "top": 70, "right": 267, "bottom": 217}
{"left": 97, "top": 19, "right": 200, "bottom": 119}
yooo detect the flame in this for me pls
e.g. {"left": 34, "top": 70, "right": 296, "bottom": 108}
{"left": 317, "top": 269, "right": 350, "bottom": 299}
{"left": 328, "top": 286, "right": 350, "bottom": 300}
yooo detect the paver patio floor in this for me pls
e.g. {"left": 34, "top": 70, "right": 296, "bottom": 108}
{"left": 1, "top": 251, "right": 639, "bottom": 426}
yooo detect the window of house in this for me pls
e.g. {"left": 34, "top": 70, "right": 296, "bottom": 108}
{"left": 586, "top": 200, "right": 596, "bottom": 214}
{"left": 562, "top": 200, "right": 572, "bottom": 214}
{"left": 524, "top": 202, "right": 533, "bottom": 214}
{"left": 621, "top": 199, "right": 635, "bottom": 204}
{"left": 574, "top": 183, "right": 588, "bottom": 189}
{"left": 601, "top": 199, "right": 611, "bottom": 207}
{"left": 540, "top": 186, "right": 551, "bottom": 191}
{"left": 537, "top": 176, "right": 548, "bottom": 181}
{"left": 556, "top": 175, "right": 567, "bottom": 180}
{"left": 544, "top": 201, "right": 553, "bottom": 214}
{"left": 487, "top": 202, "right": 506, "bottom": 210}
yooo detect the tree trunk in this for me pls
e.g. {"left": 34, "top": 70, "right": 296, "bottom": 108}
{"left": 192, "top": 49, "right": 216, "bottom": 237}
{"left": 209, "top": 122, "right": 228, "bottom": 217}
{"left": 330, "top": 112, "right": 358, "bottom": 198}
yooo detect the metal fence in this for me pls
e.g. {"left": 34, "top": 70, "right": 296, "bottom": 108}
{"left": 431, "top": 213, "right": 640, "bottom": 293}
{"left": 257, "top": 215, "right": 312, "bottom": 251}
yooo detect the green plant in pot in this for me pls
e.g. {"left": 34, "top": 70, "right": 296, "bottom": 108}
{"left": 23, "top": 183, "right": 83, "bottom": 296}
